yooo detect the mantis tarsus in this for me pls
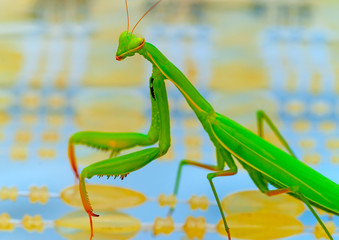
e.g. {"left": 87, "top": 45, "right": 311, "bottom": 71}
{"left": 68, "top": 1, "right": 339, "bottom": 239}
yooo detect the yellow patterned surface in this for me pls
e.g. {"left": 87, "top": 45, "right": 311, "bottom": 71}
{"left": 0, "top": 39, "right": 23, "bottom": 86}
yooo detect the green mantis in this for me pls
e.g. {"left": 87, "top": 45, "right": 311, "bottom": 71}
{"left": 68, "top": 1, "right": 339, "bottom": 239}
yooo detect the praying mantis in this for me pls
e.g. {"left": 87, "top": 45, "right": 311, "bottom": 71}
{"left": 68, "top": 1, "right": 339, "bottom": 239}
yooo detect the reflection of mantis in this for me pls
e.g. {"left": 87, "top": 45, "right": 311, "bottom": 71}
{"left": 68, "top": 1, "right": 339, "bottom": 239}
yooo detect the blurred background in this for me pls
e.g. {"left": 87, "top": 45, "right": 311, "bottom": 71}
{"left": 0, "top": 0, "right": 338, "bottom": 239}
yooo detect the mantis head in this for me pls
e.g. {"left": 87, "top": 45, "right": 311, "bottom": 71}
{"left": 116, "top": 31, "right": 145, "bottom": 61}
{"left": 115, "top": 0, "right": 161, "bottom": 61}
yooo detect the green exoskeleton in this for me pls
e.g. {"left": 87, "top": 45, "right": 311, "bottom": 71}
{"left": 68, "top": 1, "right": 339, "bottom": 239}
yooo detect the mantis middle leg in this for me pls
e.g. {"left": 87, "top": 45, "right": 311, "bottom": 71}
{"left": 249, "top": 175, "right": 334, "bottom": 240}
{"left": 172, "top": 146, "right": 236, "bottom": 196}
{"left": 170, "top": 146, "right": 237, "bottom": 240}
{"left": 257, "top": 110, "right": 296, "bottom": 157}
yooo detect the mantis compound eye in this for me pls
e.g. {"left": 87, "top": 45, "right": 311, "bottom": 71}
{"left": 128, "top": 37, "right": 144, "bottom": 50}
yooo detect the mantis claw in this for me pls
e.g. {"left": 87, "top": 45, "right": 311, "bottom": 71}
{"left": 79, "top": 171, "right": 99, "bottom": 239}
{"left": 87, "top": 211, "right": 100, "bottom": 240}
{"left": 90, "top": 211, "right": 100, "bottom": 217}
{"left": 77, "top": 148, "right": 161, "bottom": 239}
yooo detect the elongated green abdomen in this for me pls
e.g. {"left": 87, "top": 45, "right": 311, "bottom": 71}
{"left": 211, "top": 113, "right": 339, "bottom": 215}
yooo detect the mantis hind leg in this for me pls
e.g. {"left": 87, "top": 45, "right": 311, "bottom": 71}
{"left": 255, "top": 111, "right": 334, "bottom": 236}
{"left": 257, "top": 110, "right": 296, "bottom": 158}
{"left": 264, "top": 186, "right": 334, "bottom": 240}
{"left": 208, "top": 165, "right": 334, "bottom": 240}
{"left": 242, "top": 161, "right": 334, "bottom": 240}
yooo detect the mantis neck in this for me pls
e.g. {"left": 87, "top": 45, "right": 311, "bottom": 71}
{"left": 139, "top": 42, "right": 215, "bottom": 118}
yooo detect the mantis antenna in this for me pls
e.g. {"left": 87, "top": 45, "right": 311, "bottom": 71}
{"left": 125, "top": 0, "right": 129, "bottom": 31}
{"left": 131, "top": 0, "right": 162, "bottom": 34}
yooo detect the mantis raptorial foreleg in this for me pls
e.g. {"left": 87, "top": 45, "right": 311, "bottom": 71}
{"left": 68, "top": 132, "right": 159, "bottom": 178}
{"left": 68, "top": 75, "right": 168, "bottom": 179}
{"left": 79, "top": 147, "right": 162, "bottom": 214}
{"left": 75, "top": 72, "right": 172, "bottom": 239}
